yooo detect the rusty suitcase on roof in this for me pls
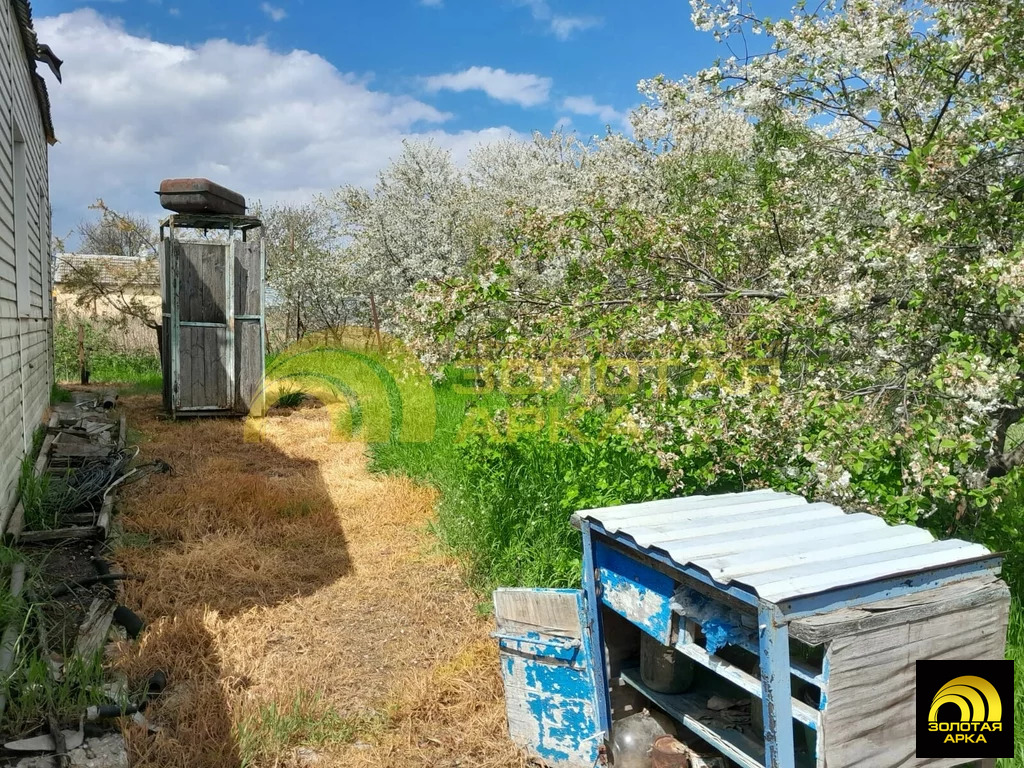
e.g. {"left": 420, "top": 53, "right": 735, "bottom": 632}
{"left": 159, "top": 178, "right": 246, "bottom": 216}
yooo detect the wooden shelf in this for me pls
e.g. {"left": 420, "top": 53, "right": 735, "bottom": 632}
{"left": 620, "top": 667, "right": 767, "bottom": 768}
{"left": 673, "top": 641, "right": 820, "bottom": 728}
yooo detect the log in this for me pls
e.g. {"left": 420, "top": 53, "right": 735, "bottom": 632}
{"left": 19, "top": 527, "right": 102, "bottom": 544}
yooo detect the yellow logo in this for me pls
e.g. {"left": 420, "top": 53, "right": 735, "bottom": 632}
{"left": 928, "top": 676, "right": 1003, "bottom": 744}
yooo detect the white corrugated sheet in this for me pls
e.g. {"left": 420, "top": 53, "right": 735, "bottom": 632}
{"left": 576, "top": 491, "right": 996, "bottom": 603}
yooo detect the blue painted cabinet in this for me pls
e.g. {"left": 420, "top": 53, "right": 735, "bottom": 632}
{"left": 493, "top": 588, "right": 603, "bottom": 767}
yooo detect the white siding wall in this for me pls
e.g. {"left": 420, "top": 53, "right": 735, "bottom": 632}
{"left": 0, "top": 0, "right": 52, "bottom": 524}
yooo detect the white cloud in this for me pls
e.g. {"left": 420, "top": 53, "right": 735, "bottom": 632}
{"left": 260, "top": 2, "right": 287, "bottom": 22}
{"left": 35, "top": 10, "right": 522, "bottom": 236}
{"left": 513, "top": 0, "right": 600, "bottom": 40}
{"left": 549, "top": 15, "right": 600, "bottom": 40}
{"left": 562, "top": 95, "right": 626, "bottom": 127}
{"left": 423, "top": 66, "right": 551, "bottom": 107}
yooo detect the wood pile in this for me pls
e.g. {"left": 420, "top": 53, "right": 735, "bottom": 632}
{"left": 0, "top": 391, "right": 167, "bottom": 767}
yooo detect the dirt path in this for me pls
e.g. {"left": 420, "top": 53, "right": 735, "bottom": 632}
{"left": 112, "top": 395, "right": 523, "bottom": 768}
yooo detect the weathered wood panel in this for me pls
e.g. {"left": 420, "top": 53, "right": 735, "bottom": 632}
{"left": 177, "top": 325, "right": 228, "bottom": 409}
{"left": 233, "top": 240, "right": 263, "bottom": 414}
{"left": 234, "top": 241, "right": 261, "bottom": 317}
{"left": 178, "top": 243, "right": 226, "bottom": 324}
{"left": 820, "top": 580, "right": 1010, "bottom": 768}
{"left": 235, "top": 320, "right": 262, "bottom": 414}
{"left": 162, "top": 238, "right": 265, "bottom": 415}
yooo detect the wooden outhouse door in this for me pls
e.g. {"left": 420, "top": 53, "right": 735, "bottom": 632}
{"left": 165, "top": 238, "right": 266, "bottom": 415}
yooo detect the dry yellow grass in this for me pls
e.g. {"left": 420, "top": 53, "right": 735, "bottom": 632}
{"left": 112, "top": 395, "right": 524, "bottom": 768}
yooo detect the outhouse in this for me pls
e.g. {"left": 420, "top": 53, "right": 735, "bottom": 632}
{"left": 494, "top": 490, "right": 1009, "bottom": 768}
{"left": 159, "top": 211, "right": 267, "bottom": 417}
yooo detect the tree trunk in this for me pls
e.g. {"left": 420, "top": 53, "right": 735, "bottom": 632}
{"left": 78, "top": 323, "right": 89, "bottom": 385}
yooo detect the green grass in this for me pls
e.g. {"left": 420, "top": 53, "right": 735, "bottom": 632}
{"left": 2, "top": 649, "right": 109, "bottom": 738}
{"left": 0, "top": 546, "right": 26, "bottom": 632}
{"left": 53, "top": 320, "right": 162, "bottom": 392}
{"left": 274, "top": 387, "right": 307, "bottom": 408}
{"left": 236, "top": 690, "right": 380, "bottom": 767}
{"left": 50, "top": 385, "right": 72, "bottom": 404}
{"left": 1003, "top": 602, "right": 1024, "bottom": 766}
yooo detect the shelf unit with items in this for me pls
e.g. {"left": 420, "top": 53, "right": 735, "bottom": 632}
{"left": 493, "top": 491, "right": 1009, "bottom": 768}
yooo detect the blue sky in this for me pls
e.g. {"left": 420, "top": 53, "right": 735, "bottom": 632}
{"left": 30, "top": 0, "right": 754, "bottom": 241}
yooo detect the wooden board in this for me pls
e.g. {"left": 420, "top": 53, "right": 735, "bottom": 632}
{"left": 790, "top": 575, "right": 1006, "bottom": 645}
{"left": 235, "top": 320, "right": 262, "bottom": 414}
{"left": 234, "top": 241, "right": 262, "bottom": 317}
{"left": 819, "top": 580, "right": 1010, "bottom": 768}
{"left": 178, "top": 243, "right": 227, "bottom": 324}
{"left": 178, "top": 325, "right": 229, "bottom": 409}
{"left": 74, "top": 599, "right": 117, "bottom": 660}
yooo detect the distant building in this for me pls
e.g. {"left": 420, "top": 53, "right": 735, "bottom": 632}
{"left": 53, "top": 253, "right": 162, "bottom": 359}
{"left": 54, "top": 253, "right": 161, "bottom": 318}
{"left": 0, "top": 0, "right": 60, "bottom": 527}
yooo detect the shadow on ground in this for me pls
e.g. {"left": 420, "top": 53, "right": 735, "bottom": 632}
{"left": 113, "top": 395, "right": 351, "bottom": 768}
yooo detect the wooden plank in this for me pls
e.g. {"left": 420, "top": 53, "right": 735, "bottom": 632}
{"left": 117, "top": 412, "right": 127, "bottom": 451}
{"left": 19, "top": 527, "right": 101, "bottom": 544}
{"left": 494, "top": 589, "right": 584, "bottom": 639}
{"left": 210, "top": 245, "right": 227, "bottom": 322}
{"left": 820, "top": 588, "right": 1009, "bottom": 768}
{"left": 97, "top": 495, "right": 114, "bottom": 538}
{"left": 179, "top": 325, "right": 192, "bottom": 409}
{"left": 203, "top": 325, "right": 214, "bottom": 409}
{"left": 757, "top": 605, "right": 796, "bottom": 768}
{"left": 672, "top": 640, "right": 819, "bottom": 727}
{"left": 33, "top": 412, "right": 59, "bottom": 474}
{"left": 52, "top": 443, "right": 112, "bottom": 459}
{"left": 235, "top": 241, "right": 261, "bottom": 316}
{"left": 74, "top": 599, "right": 117, "bottom": 660}
{"left": 210, "top": 327, "right": 226, "bottom": 408}
{"left": 789, "top": 576, "right": 1006, "bottom": 645}
{"left": 235, "top": 320, "right": 261, "bottom": 413}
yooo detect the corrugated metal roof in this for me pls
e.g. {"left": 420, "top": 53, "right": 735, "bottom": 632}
{"left": 54, "top": 254, "right": 160, "bottom": 286}
{"left": 576, "top": 491, "right": 996, "bottom": 604}
{"left": 13, "top": 0, "right": 58, "bottom": 145}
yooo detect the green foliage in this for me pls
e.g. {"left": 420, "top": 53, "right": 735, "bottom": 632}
{"left": 0, "top": 546, "right": 26, "bottom": 633}
{"left": 2, "top": 646, "right": 109, "bottom": 738}
{"left": 50, "top": 385, "right": 71, "bottom": 404}
{"left": 236, "top": 690, "right": 377, "bottom": 768}
{"left": 17, "top": 455, "right": 53, "bottom": 532}
{"left": 447, "top": 418, "right": 670, "bottom": 589}
{"left": 53, "top": 320, "right": 161, "bottom": 391}
{"left": 274, "top": 388, "right": 307, "bottom": 409}
{"left": 1003, "top": 601, "right": 1024, "bottom": 766}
